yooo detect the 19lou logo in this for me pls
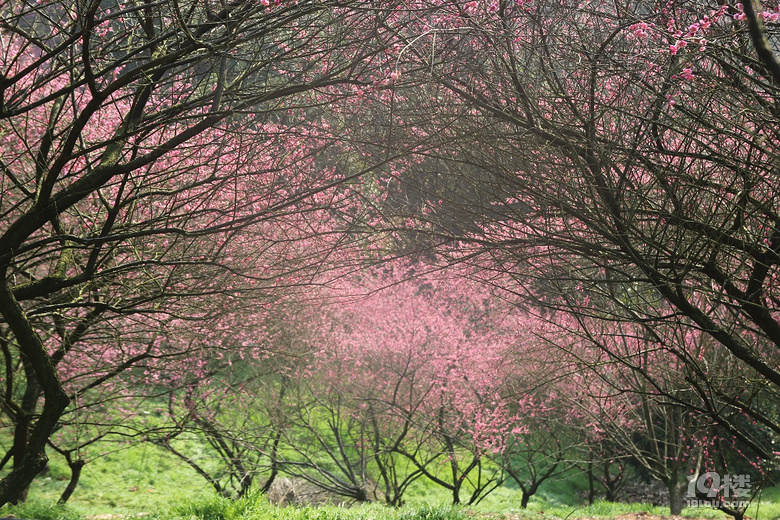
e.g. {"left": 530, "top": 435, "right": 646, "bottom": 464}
{"left": 686, "top": 472, "right": 752, "bottom": 508}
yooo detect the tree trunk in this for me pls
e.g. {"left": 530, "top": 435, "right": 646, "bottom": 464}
{"left": 8, "top": 360, "right": 42, "bottom": 504}
{"left": 0, "top": 282, "right": 70, "bottom": 506}
{"left": 668, "top": 481, "right": 685, "bottom": 515}
{"left": 58, "top": 459, "right": 85, "bottom": 504}
{"left": 519, "top": 480, "right": 541, "bottom": 509}
{"left": 9, "top": 418, "right": 31, "bottom": 504}
{"left": 603, "top": 462, "right": 623, "bottom": 502}
{"left": 260, "top": 428, "right": 282, "bottom": 494}
{"left": 587, "top": 462, "right": 596, "bottom": 505}
{"left": 237, "top": 472, "right": 253, "bottom": 499}
{"left": 520, "top": 490, "right": 531, "bottom": 509}
{"left": 0, "top": 389, "right": 69, "bottom": 506}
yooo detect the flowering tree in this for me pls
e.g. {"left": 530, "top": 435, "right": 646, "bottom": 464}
{"left": 498, "top": 388, "right": 580, "bottom": 506}
{"left": 493, "top": 397, "right": 574, "bottom": 509}
{"left": 266, "top": 262, "right": 521, "bottom": 505}
{"left": 367, "top": 0, "right": 780, "bottom": 468}
{"left": 547, "top": 316, "right": 778, "bottom": 514}
{"left": 0, "top": 0, "right": 411, "bottom": 504}
{"left": 143, "top": 262, "right": 524, "bottom": 505}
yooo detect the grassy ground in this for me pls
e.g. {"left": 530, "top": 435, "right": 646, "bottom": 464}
{"left": 14, "top": 440, "right": 213, "bottom": 516}
{"left": 1, "top": 441, "right": 779, "bottom": 520}
{"left": 2, "top": 497, "right": 468, "bottom": 520}
{"left": 4, "top": 487, "right": 780, "bottom": 520}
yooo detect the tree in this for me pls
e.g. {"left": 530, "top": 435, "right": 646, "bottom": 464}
{"left": 271, "top": 262, "right": 520, "bottom": 505}
{"left": 146, "top": 261, "right": 523, "bottom": 505}
{"left": 142, "top": 296, "right": 321, "bottom": 500}
{"left": 685, "top": 425, "right": 775, "bottom": 520}
{"left": 495, "top": 397, "right": 574, "bottom": 509}
{"left": 0, "top": 0, "right": 406, "bottom": 503}
{"left": 372, "top": 0, "right": 780, "bottom": 465}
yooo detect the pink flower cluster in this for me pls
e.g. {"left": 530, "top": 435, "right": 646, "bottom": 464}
{"left": 628, "top": 21, "right": 653, "bottom": 39}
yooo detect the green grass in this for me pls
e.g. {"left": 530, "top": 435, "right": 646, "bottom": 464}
{"left": 746, "top": 487, "right": 780, "bottom": 520}
{"left": 154, "top": 495, "right": 466, "bottom": 520}
{"left": 2, "top": 435, "right": 780, "bottom": 520}
{"left": 18, "top": 439, "right": 212, "bottom": 515}
{"left": 5, "top": 482, "right": 780, "bottom": 520}
{"left": 535, "top": 499, "right": 676, "bottom": 518}
{"left": 1, "top": 499, "right": 85, "bottom": 520}
{"left": 1, "top": 496, "right": 467, "bottom": 520}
